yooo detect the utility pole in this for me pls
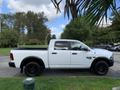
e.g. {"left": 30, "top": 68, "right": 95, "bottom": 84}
{"left": 0, "top": 14, "right": 1, "bottom": 32}
{"left": 0, "top": 0, "right": 2, "bottom": 32}
{"left": 45, "top": 30, "right": 51, "bottom": 45}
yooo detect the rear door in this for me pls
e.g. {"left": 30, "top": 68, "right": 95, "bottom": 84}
{"left": 49, "top": 41, "right": 71, "bottom": 68}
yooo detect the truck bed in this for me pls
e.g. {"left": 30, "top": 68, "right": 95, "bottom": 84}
{"left": 14, "top": 47, "right": 48, "bottom": 50}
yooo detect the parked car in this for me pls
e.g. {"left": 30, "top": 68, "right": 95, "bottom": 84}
{"left": 93, "top": 44, "right": 112, "bottom": 50}
{"left": 9, "top": 39, "right": 114, "bottom": 76}
{"left": 109, "top": 44, "right": 120, "bottom": 51}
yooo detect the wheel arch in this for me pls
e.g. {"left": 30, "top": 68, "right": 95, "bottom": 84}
{"left": 91, "top": 57, "right": 111, "bottom": 68}
{"left": 20, "top": 56, "right": 45, "bottom": 73}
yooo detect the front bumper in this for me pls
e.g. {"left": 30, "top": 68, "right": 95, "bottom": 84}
{"left": 109, "top": 60, "right": 114, "bottom": 67}
{"left": 9, "top": 62, "right": 16, "bottom": 68}
{"left": 109, "top": 54, "right": 114, "bottom": 67}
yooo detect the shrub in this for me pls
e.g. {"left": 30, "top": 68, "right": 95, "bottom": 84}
{"left": 0, "top": 30, "right": 19, "bottom": 48}
{"left": 25, "top": 39, "right": 41, "bottom": 45}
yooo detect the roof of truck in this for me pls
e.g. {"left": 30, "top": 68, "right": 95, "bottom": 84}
{"left": 51, "top": 39, "right": 80, "bottom": 42}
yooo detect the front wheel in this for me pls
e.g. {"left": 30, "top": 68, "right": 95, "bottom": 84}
{"left": 24, "top": 62, "right": 43, "bottom": 77}
{"left": 94, "top": 61, "right": 109, "bottom": 75}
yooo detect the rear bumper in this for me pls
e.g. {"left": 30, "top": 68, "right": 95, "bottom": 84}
{"left": 9, "top": 62, "right": 16, "bottom": 68}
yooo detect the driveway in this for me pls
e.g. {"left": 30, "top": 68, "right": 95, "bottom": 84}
{"left": 107, "top": 52, "right": 120, "bottom": 77}
{"left": 0, "top": 52, "right": 120, "bottom": 77}
{"left": 0, "top": 56, "right": 20, "bottom": 77}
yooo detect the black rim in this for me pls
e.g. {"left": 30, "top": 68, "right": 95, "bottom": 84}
{"left": 26, "top": 63, "right": 39, "bottom": 76}
{"left": 96, "top": 63, "right": 108, "bottom": 75}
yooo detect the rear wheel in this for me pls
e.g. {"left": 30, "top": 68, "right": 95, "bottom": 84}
{"left": 94, "top": 61, "right": 109, "bottom": 75}
{"left": 24, "top": 62, "right": 44, "bottom": 77}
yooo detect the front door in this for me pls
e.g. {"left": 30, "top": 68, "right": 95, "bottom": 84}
{"left": 70, "top": 41, "right": 91, "bottom": 68}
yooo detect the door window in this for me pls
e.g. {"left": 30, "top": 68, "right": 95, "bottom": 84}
{"left": 54, "top": 41, "right": 70, "bottom": 50}
{"left": 70, "top": 41, "right": 87, "bottom": 50}
{"left": 71, "top": 42, "right": 81, "bottom": 50}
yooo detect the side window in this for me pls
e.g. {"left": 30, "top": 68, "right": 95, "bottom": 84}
{"left": 71, "top": 42, "right": 81, "bottom": 50}
{"left": 54, "top": 41, "right": 69, "bottom": 50}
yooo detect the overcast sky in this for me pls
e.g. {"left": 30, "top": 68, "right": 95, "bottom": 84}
{"left": 7, "top": 0, "right": 63, "bottom": 20}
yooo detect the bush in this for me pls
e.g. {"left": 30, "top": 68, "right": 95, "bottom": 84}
{"left": 25, "top": 39, "right": 40, "bottom": 45}
{"left": 0, "top": 30, "right": 19, "bottom": 48}
{"left": 84, "top": 40, "right": 94, "bottom": 47}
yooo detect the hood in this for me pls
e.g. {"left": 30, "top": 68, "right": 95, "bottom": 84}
{"left": 92, "top": 48, "right": 113, "bottom": 58}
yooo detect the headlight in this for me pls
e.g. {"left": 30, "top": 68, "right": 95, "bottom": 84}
{"left": 110, "top": 54, "right": 114, "bottom": 60}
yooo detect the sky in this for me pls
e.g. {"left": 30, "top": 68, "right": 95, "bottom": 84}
{"left": 0, "top": 0, "right": 70, "bottom": 38}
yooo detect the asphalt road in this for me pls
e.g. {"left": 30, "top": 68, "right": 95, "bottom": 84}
{"left": 0, "top": 52, "right": 120, "bottom": 77}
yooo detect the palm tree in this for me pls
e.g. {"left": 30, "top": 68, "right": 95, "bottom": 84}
{"left": 51, "top": 0, "right": 120, "bottom": 25}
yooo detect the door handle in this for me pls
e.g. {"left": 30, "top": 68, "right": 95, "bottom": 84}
{"left": 72, "top": 53, "right": 77, "bottom": 55}
{"left": 52, "top": 52, "right": 57, "bottom": 54}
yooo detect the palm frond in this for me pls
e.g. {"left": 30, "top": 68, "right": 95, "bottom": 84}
{"left": 51, "top": 0, "right": 120, "bottom": 25}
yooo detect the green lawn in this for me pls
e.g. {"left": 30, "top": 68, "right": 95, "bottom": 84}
{"left": 0, "top": 76, "right": 120, "bottom": 90}
{"left": 0, "top": 45, "right": 48, "bottom": 56}
{"left": 0, "top": 48, "right": 12, "bottom": 56}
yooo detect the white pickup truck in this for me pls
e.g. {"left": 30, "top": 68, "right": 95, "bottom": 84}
{"left": 9, "top": 39, "right": 114, "bottom": 76}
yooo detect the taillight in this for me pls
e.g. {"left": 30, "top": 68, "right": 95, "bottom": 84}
{"left": 10, "top": 53, "right": 14, "bottom": 60}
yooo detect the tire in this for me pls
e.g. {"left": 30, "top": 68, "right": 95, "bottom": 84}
{"left": 24, "top": 62, "right": 44, "bottom": 77}
{"left": 94, "top": 61, "right": 109, "bottom": 75}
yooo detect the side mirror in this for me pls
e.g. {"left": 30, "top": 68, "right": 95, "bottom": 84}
{"left": 81, "top": 48, "right": 90, "bottom": 51}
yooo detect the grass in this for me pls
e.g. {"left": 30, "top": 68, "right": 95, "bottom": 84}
{"left": 0, "top": 76, "right": 120, "bottom": 90}
{"left": 0, "top": 48, "right": 12, "bottom": 56}
{"left": 0, "top": 45, "right": 48, "bottom": 56}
